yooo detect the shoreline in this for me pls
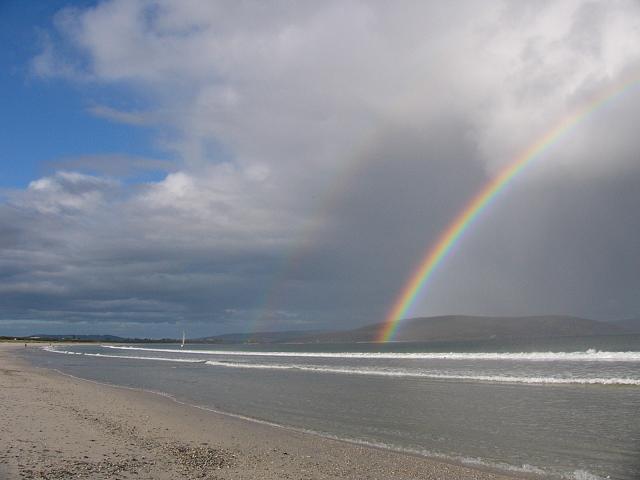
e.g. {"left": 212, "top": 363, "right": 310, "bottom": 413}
{"left": 1, "top": 343, "right": 526, "bottom": 479}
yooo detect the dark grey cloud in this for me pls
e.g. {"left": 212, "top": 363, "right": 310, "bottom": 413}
{"left": 3, "top": 0, "right": 640, "bottom": 336}
{"left": 420, "top": 166, "right": 640, "bottom": 319}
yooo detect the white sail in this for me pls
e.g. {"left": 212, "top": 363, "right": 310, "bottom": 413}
{"left": 181, "top": 330, "right": 185, "bottom": 348}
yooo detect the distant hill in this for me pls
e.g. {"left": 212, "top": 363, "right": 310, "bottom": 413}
{"left": 612, "top": 318, "right": 640, "bottom": 333}
{"left": 196, "top": 330, "right": 322, "bottom": 344}
{"left": 27, "top": 334, "right": 129, "bottom": 342}
{"left": 3, "top": 334, "right": 178, "bottom": 343}
{"left": 291, "top": 315, "right": 626, "bottom": 343}
{"left": 10, "top": 315, "right": 634, "bottom": 345}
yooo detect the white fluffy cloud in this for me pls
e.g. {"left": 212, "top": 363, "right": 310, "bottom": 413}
{"left": 36, "top": 1, "right": 640, "bottom": 174}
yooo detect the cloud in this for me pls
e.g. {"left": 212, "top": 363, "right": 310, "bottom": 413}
{"left": 87, "top": 105, "right": 154, "bottom": 126}
{"left": 9, "top": 171, "right": 119, "bottom": 215}
{"left": 48, "top": 154, "right": 176, "bottom": 177}
{"left": 3, "top": 0, "right": 640, "bottom": 336}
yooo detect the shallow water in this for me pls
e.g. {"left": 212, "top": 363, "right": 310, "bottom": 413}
{"left": 23, "top": 336, "right": 640, "bottom": 480}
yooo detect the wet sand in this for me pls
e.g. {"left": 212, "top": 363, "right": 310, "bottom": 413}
{"left": 0, "top": 343, "right": 524, "bottom": 479}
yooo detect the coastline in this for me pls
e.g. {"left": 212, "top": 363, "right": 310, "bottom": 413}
{"left": 0, "top": 343, "right": 525, "bottom": 480}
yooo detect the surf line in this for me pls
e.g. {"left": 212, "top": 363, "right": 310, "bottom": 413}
{"left": 379, "top": 75, "right": 640, "bottom": 342}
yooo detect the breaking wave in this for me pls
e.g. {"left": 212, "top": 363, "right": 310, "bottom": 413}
{"left": 43, "top": 346, "right": 205, "bottom": 363}
{"left": 102, "top": 345, "right": 640, "bottom": 362}
{"left": 43, "top": 346, "right": 640, "bottom": 385}
{"left": 200, "top": 360, "right": 640, "bottom": 385}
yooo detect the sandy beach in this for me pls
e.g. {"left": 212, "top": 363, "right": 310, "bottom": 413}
{"left": 0, "top": 343, "right": 525, "bottom": 480}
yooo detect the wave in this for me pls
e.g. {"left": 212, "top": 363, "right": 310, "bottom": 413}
{"left": 200, "top": 360, "right": 640, "bottom": 385}
{"left": 43, "top": 346, "right": 205, "bottom": 363}
{"left": 45, "top": 347, "right": 640, "bottom": 385}
{"left": 102, "top": 345, "right": 640, "bottom": 362}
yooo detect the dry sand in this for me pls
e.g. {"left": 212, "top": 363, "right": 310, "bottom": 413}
{"left": 0, "top": 343, "right": 525, "bottom": 479}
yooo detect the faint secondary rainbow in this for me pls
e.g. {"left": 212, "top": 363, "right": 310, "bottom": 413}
{"left": 379, "top": 75, "right": 640, "bottom": 342}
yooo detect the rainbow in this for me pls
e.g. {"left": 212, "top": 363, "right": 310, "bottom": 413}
{"left": 378, "top": 75, "right": 640, "bottom": 342}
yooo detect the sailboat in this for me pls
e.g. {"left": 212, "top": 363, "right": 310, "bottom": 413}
{"left": 181, "top": 330, "right": 185, "bottom": 348}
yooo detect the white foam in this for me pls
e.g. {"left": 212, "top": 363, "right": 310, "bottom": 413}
{"left": 44, "top": 346, "right": 640, "bottom": 385}
{"left": 102, "top": 345, "right": 640, "bottom": 362}
{"left": 572, "top": 469, "right": 607, "bottom": 480}
{"left": 198, "top": 360, "right": 640, "bottom": 385}
{"left": 43, "top": 346, "right": 205, "bottom": 363}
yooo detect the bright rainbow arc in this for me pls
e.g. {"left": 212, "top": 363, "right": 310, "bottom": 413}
{"left": 378, "top": 75, "right": 640, "bottom": 342}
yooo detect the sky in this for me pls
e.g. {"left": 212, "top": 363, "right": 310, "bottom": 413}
{"left": 1, "top": 0, "right": 640, "bottom": 338}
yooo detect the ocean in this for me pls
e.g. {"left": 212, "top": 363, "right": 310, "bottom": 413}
{"left": 22, "top": 335, "right": 640, "bottom": 480}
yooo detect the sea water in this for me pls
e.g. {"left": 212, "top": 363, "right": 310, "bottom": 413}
{"left": 22, "top": 335, "right": 640, "bottom": 480}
